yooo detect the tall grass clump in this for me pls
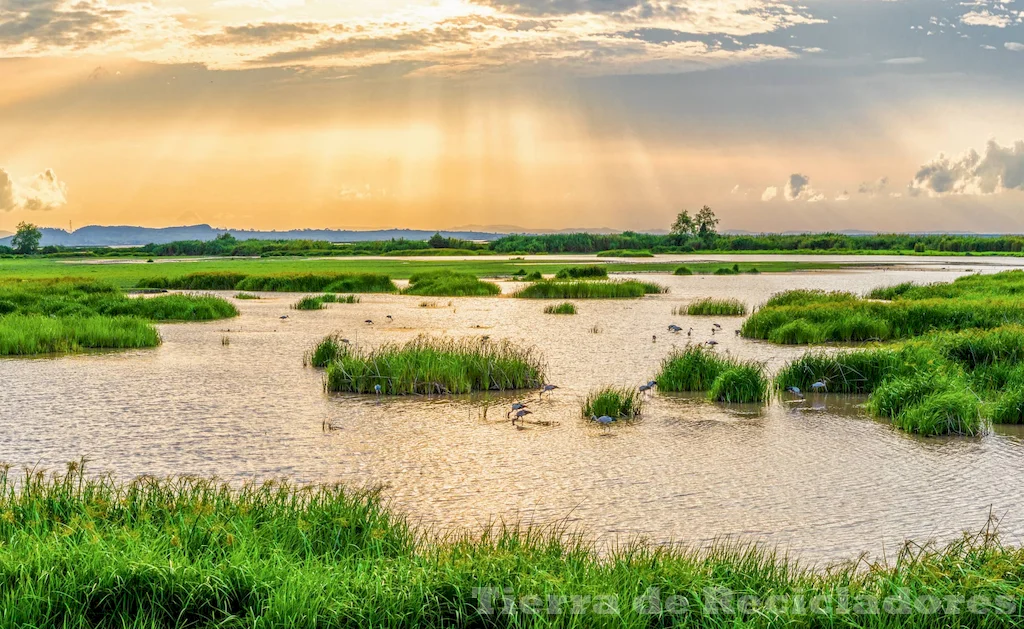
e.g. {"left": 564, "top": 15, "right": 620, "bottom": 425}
{"left": 596, "top": 249, "right": 654, "bottom": 257}
{"left": 990, "top": 385, "right": 1024, "bottom": 424}
{"left": 673, "top": 266, "right": 693, "bottom": 275}
{"left": 402, "top": 271, "right": 500, "bottom": 297}
{"left": 685, "top": 298, "right": 747, "bottom": 316}
{"left": 714, "top": 264, "right": 741, "bottom": 275}
{"left": 555, "top": 265, "right": 608, "bottom": 279}
{"left": 3, "top": 463, "right": 1024, "bottom": 626}
{"left": 708, "top": 364, "right": 769, "bottom": 403}
{"left": 0, "top": 315, "right": 160, "bottom": 355}
{"left": 317, "top": 336, "right": 545, "bottom": 395}
{"left": 543, "top": 302, "right": 577, "bottom": 315}
{"left": 139, "top": 272, "right": 247, "bottom": 290}
{"left": 233, "top": 273, "right": 397, "bottom": 293}
{"left": 655, "top": 345, "right": 734, "bottom": 392}
{"left": 775, "top": 347, "right": 930, "bottom": 395}
{"left": 581, "top": 386, "right": 644, "bottom": 418}
{"left": 103, "top": 294, "right": 239, "bottom": 321}
{"left": 293, "top": 295, "right": 326, "bottom": 310}
{"left": 304, "top": 334, "right": 346, "bottom": 368}
{"left": 234, "top": 292, "right": 261, "bottom": 299}
{"left": 515, "top": 280, "right": 665, "bottom": 299}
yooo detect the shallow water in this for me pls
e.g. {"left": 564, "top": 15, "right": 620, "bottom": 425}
{"left": 3, "top": 264, "right": 1024, "bottom": 564}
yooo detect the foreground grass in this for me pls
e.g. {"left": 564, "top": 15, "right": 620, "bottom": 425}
{"left": 0, "top": 315, "right": 160, "bottom": 355}
{"left": 544, "top": 302, "right": 577, "bottom": 315}
{"left": 311, "top": 336, "right": 546, "bottom": 395}
{"left": 1, "top": 464, "right": 1020, "bottom": 628}
{"left": 581, "top": 386, "right": 644, "bottom": 418}
{"left": 515, "top": 280, "right": 666, "bottom": 299}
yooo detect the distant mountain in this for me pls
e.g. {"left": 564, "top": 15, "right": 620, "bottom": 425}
{"left": 0, "top": 225, "right": 512, "bottom": 247}
{"left": 0, "top": 231, "right": 11, "bottom": 239}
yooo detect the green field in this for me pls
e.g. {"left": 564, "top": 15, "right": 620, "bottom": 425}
{"left": 0, "top": 257, "right": 856, "bottom": 287}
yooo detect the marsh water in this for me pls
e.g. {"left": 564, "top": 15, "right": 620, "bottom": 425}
{"left": 3, "top": 258, "right": 1024, "bottom": 565}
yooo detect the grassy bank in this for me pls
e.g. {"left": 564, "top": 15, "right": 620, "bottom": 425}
{"left": 402, "top": 270, "right": 500, "bottom": 297}
{"left": 515, "top": 280, "right": 666, "bottom": 299}
{"left": 581, "top": 386, "right": 644, "bottom": 418}
{"left": 1, "top": 465, "right": 1019, "bottom": 628}
{"left": 311, "top": 336, "right": 546, "bottom": 395}
{"left": 656, "top": 345, "right": 769, "bottom": 403}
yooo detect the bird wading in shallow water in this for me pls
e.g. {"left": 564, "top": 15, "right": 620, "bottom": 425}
{"left": 540, "top": 384, "right": 558, "bottom": 398}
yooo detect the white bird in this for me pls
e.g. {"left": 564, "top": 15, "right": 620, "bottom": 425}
{"left": 811, "top": 380, "right": 827, "bottom": 392}
{"left": 374, "top": 384, "right": 382, "bottom": 396}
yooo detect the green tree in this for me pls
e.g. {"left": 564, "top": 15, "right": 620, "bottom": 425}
{"left": 695, "top": 206, "right": 719, "bottom": 242}
{"left": 428, "top": 232, "right": 448, "bottom": 248}
{"left": 670, "top": 210, "right": 696, "bottom": 238}
{"left": 12, "top": 222, "right": 42, "bottom": 255}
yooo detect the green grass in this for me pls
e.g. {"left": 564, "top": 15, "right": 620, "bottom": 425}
{"left": 707, "top": 364, "right": 770, "bottom": 403}
{"left": 554, "top": 265, "right": 608, "bottom": 279}
{"left": 0, "top": 257, "right": 858, "bottom": 288}
{"left": 990, "top": 385, "right": 1024, "bottom": 424}
{"left": 684, "top": 298, "right": 747, "bottom": 316}
{"left": 293, "top": 295, "right": 326, "bottom": 310}
{"left": 402, "top": 270, "right": 500, "bottom": 297}
{"left": 314, "top": 336, "right": 546, "bottom": 395}
{"left": 138, "top": 270, "right": 397, "bottom": 293}
{"left": 655, "top": 345, "right": 734, "bottom": 392}
{"left": 596, "top": 249, "right": 654, "bottom": 257}
{"left": 234, "top": 292, "right": 260, "bottom": 299}
{"left": 2, "top": 464, "right": 1023, "bottom": 627}
{"left": 581, "top": 386, "right": 644, "bottom": 418}
{"left": 868, "top": 374, "right": 984, "bottom": 437}
{"left": 543, "top": 302, "right": 577, "bottom": 315}
{"left": 515, "top": 280, "right": 666, "bottom": 299}
{"left": 714, "top": 264, "right": 741, "bottom": 275}
{"left": 0, "top": 315, "right": 161, "bottom": 355}
{"left": 144, "top": 271, "right": 247, "bottom": 290}
{"left": 673, "top": 266, "right": 693, "bottom": 275}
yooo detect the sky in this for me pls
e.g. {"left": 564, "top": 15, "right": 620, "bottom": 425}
{"left": 1, "top": 0, "right": 1023, "bottom": 234}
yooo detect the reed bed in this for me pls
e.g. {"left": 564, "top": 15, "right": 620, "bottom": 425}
{"left": 581, "top": 386, "right": 644, "bottom": 418}
{"left": 673, "top": 266, "right": 693, "bottom": 275}
{"left": 656, "top": 345, "right": 734, "bottom": 392}
{"left": 292, "top": 293, "right": 360, "bottom": 310}
{"left": 554, "top": 265, "right": 608, "bottom": 279}
{"left": 314, "top": 336, "right": 546, "bottom": 395}
{"left": 543, "top": 302, "right": 577, "bottom": 315}
{"left": 708, "top": 365, "right": 770, "bottom": 403}
{"left": 0, "top": 315, "right": 160, "bottom": 355}
{"left": 684, "top": 298, "right": 748, "bottom": 316}
{"left": 234, "top": 292, "right": 261, "bottom": 299}
{"left": 515, "top": 280, "right": 665, "bottom": 299}
{"left": 402, "top": 270, "right": 500, "bottom": 297}
{"left": 143, "top": 271, "right": 247, "bottom": 290}
{"left": 595, "top": 249, "right": 654, "bottom": 257}
{"left": 3, "top": 464, "right": 1019, "bottom": 627}
{"left": 143, "top": 271, "right": 395, "bottom": 293}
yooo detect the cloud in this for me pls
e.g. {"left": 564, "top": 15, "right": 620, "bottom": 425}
{"left": 194, "top": 22, "right": 328, "bottom": 47}
{"left": 960, "top": 10, "right": 1013, "bottom": 28}
{"left": 857, "top": 176, "right": 889, "bottom": 196}
{"left": 910, "top": 140, "right": 1024, "bottom": 196}
{"left": 1006, "top": 42, "right": 1024, "bottom": 52}
{"left": 761, "top": 186, "right": 778, "bottom": 201}
{"left": 0, "top": 167, "right": 68, "bottom": 212}
{"left": 835, "top": 191, "right": 850, "bottom": 201}
{"left": 882, "top": 56, "right": 925, "bottom": 65}
{"left": 783, "top": 173, "right": 810, "bottom": 201}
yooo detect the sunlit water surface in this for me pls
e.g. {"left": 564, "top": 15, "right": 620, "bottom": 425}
{"left": 3, "top": 264, "right": 1024, "bottom": 565}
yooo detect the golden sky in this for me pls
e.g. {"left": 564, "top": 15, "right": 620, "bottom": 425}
{"left": 2, "top": 0, "right": 1024, "bottom": 233}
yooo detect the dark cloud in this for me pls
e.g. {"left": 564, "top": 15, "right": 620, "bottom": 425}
{"left": 0, "top": 0, "right": 128, "bottom": 48}
{"left": 194, "top": 22, "right": 330, "bottom": 47}
{"left": 784, "top": 173, "right": 809, "bottom": 200}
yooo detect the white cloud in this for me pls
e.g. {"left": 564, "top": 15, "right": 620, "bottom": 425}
{"left": 960, "top": 10, "right": 1012, "bottom": 27}
{"left": 1006, "top": 42, "right": 1024, "bottom": 51}
{"left": 761, "top": 186, "right": 778, "bottom": 202}
{"left": 0, "top": 168, "right": 68, "bottom": 212}
{"left": 882, "top": 56, "right": 925, "bottom": 64}
{"left": 910, "top": 139, "right": 1024, "bottom": 196}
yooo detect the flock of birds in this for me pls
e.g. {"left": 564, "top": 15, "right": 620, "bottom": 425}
{"left": 659, "top": 322, "right": 741, "bottom": 346}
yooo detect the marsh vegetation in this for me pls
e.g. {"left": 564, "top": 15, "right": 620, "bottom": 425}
{"left": 656, "top": 345, "right": 769, "bottom": 403}
{"left": 543, "top": 302, "right": 577, "bottom": 315}
{"left": 402, "top": 270, "right": 500, "bottom": 297}
{"left": 581, "top": 386, "right": 644, "bottom": 419}
{"left": 515, "top": 279, "right": 666, "bottom": 299}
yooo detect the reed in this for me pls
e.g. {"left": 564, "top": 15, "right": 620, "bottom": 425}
{"left": 708, "top": 364, "right": 769, "bottom": 403}
{"left": 234, "top": 292, "right": 261, "bottom": 299}
{"left": 655, "top": 345, "right": 734, "bottom": 392}
{"left": 990, "top": 385, "right": 1024, "bottom": 424}
{"left": 4, "top": 464, "right": 1019, "bottom": 628}
{"left": 0, "top": 315, "right": 160, "bottom": 355}
{"left": 402, "top": 270, "right": 500, "bottom": 297}
{"left": 581, "top": 386, "right": 644, "bottom": 418}
{"left": 543, "top": 302, "right": 577, "bottom": 315}
{"left": 233, "top": 273, "right": 397, "bottom": 293}
{"left": 555, "top": 265, "right": 608, "bottom": 279}
{"left": 316, "top": 336, "right": 546, "bottom": 395}
{"left": 673, "top": 266, "right": 693, "bottom": 275}
{"left": 293, "top": 295, "right": 326, "bottom": 310}
{"left": 515, "top": 280, "right": 665, "bottom": 299}
{"left": 684, "top": 298, "right": 747, "bottom": 316}
{"left": 596, "top": 249, "right": 654, "bottom": 257}
{"left": 774, "top": 348, "right": 927, "bottom": 395}
{"left": 141, "top": 272, "right": 247, "bottom": 290}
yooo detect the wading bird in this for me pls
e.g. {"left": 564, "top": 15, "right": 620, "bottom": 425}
{"left": 540, "top": 384, "right": 559, "bottom": 398}
{"left": 364, "top": 319, "right": 373, "bottom": 325}
{"left": 713, "top": 323, "right": 722, "bottom": 330}
{"left": 279, "top": 315, "right": 288, "bottom": 320}
{"left": 386, "top": 315, "right": 393, "bottom": 322}
{"left": 512, "top": 409, "right": 532, "bottom": 427}
{"left": 591, "top": 415, "right": 615, "bottom": 432}
{"left": 811, "top": 380, "right": 827, "bottom": 392}
{"left": 507, "top": 402, "right": 528, "bottom": 418}
{"left": 785, "top": 386, "right": 805, "bottom": 399}
{"left": 639, "top": 384, "right": 652, "bottom": 394}
{"left": 705, "top": 339, "right": 719, "bottom": 346}
{"left": 668, "top": 324, "right": 682, "bottom": 333}
{"left": 374, "top": 384, "right": 382, "bottom": 396}
{"left": 340, "top": 338, "right": 350, "bottom": 344}
{"left": 647, "top": 380, "right": 657, "bottom": 388}
{"left": 652, "top": 335, "right": 657, "bottom": 343}
{"left": 687, "top": 328, "right": 693, "bottom": 337}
